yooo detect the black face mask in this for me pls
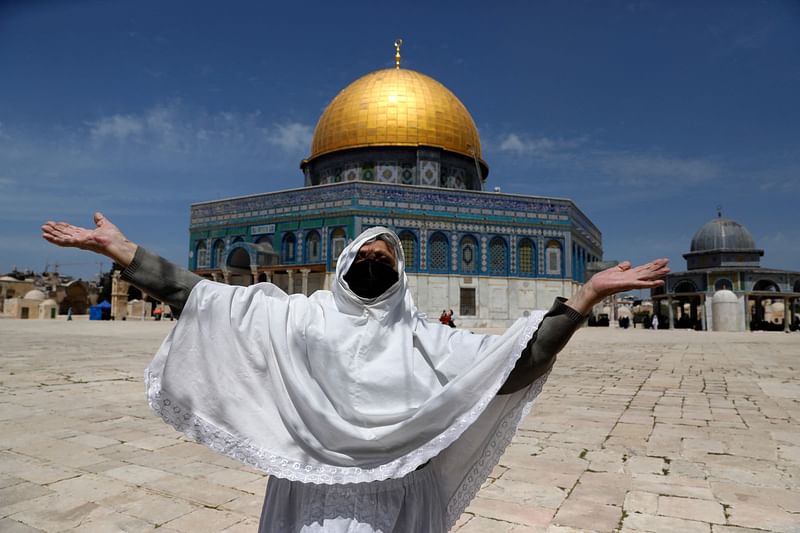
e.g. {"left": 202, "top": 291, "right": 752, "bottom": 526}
{"left": 344, "top": 260, "right": 399, "bottom": 299}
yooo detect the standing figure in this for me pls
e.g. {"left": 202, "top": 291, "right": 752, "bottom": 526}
{"left": 42, "top": 213, "right": 669, "bottom": 532}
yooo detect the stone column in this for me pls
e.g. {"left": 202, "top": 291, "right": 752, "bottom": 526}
{"left": 300, "top": 269, "right": 311, "bottom": 296}
{"left": 700, "top": 295, "right": 706, "bottom": 331}
{"left": 250, "top": 265, "right": 259, "bottom": 286}
{"left": 287, "top": 269, "right": 295, "bottom": 294}
{"left": 211, "top": 272, "right": 220, "bottom": 282}
{"left": 745, "top": 296, "right": 752, "bottom": 331}
{"left": 223, "top": 269, "right": 231, "bottom": 284}
{"left": 110, "top": 270, "right": 129, "bottom": 320}
{"left": 785, "top": 296, "right": 791, "bottom": 332}
{"left": 667, "top": 296, "right": 674, "bottom": 329}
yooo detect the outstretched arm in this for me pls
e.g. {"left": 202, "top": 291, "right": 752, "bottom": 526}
{"left": 565, "top": 258, "right": 670, "bottom": 315}
{"left": 499, "top": 258, "right": 670, "bottom": 395}
{"left": 42, "top": 213, "right": 202, "bottom": 314}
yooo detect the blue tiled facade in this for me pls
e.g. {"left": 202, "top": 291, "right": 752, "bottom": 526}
{"left": 189, "top": 181, "right": 602, "bottom": 282}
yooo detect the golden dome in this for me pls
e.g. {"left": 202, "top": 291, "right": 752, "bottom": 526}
{"left": 308, "top": 68, "right": 484, "bottom": 165}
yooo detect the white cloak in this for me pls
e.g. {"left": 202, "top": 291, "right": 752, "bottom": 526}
{"left": 145, "top": 227, "right": 549, "bottom": 527}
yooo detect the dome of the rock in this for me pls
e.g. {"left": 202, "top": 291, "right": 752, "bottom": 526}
{"left": 307, "top": 68, "right": 485, "bottom": 169}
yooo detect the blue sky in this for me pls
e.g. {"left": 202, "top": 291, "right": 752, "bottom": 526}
{"left": 1, "top": 0, "right": 798, "bottom": 280}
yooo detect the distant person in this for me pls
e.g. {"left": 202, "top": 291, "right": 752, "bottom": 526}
{"left": 439, "top": 309, "right": 449, "bottom": 325}
{"left": 447, "top": 308, "right": 456, "bottom": 328}
{"left": 651, "top": 314, "right": 659, "bottom": 330}
{"left": 42, "top": 212, "right": 669, "bottom": 532}
{"left": 67, "top": 307, "right": 72, "bottom": 321}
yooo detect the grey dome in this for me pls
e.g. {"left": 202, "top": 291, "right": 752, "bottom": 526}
{"left": 690, "top": 218, "right": 757, "bottom": 252}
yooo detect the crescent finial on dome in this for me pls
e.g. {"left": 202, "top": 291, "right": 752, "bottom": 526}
{"left": 394, "top": 38, "right": 403, "bottom": 69}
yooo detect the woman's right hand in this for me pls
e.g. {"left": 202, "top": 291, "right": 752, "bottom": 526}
{"left": 41, "top": 212, "right": 137, "bottom": 267}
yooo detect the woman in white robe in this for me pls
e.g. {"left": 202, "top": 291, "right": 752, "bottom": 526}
{"left": 42, "top": 213, "right": 669, "bottom": 532}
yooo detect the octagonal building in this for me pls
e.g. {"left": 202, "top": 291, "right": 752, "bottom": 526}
{"left": 188, "top": 48, "right": 602, "bottom": 327}
{"left": 651, "top": 214, "right": 800, "bottom": 331}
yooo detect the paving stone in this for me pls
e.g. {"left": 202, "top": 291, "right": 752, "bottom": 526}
{"left": 482, "top": 478, "right": 568, "bottom": 509}
{"left": 6, "top": 494, "right": 106, "bottom": 531}
{"left": 710, "top": 481, "right": 800, "bottom": 513}
{"left": 657, "top": 495, "right": 726, "bottom": 524}
{"left": 466, "top": 497, "right": 555, "bottom": 527}
{"left": 220, "top": 517, "right": 262, "bottom": 532}
{"left": 100, "top": 489, "right": 196, "bottom": 526}
{"left": 0, "top": 518, "right": 46, "bottom": 532}
{"left": 726, "top": 501, "right": 800, "bottom": 533}
{"left": 712, "top": 526, "right": 776, "bottom": 533}
{"left": 200, "top": 465, "right": 266, "bottom": 488}
{"left": 220, "top": 491, "right": 266, "bottom": 519}
{"left": 569, "top": 472, "right": 630, "bottom": 506}
{"left": 455, "top": 515, "right": 516, "bottom": 532}
{"left": 0, "top": 481, "right": 53, "bottom": 511}
{"left": 103, "top": 463, "right": 172, "bottom": 485}
{"left": 162, "top": 507, "right": 243, "bottom": 532}
{"left": 147, "top": 472, "right": 245, "bottom": 507}
{"left": 552, "top": 499, "right": 621, "bottom": 531}
{"left": 622, "top": 511, "right": 711, "bottom": 533}
{"left": 625, "top": 455, "right": 666, "bottom": 475}
{"left": 623, "top": 490, "right": 659, "bottom": 515}
{"left": 64, "top": 433, "right": 122, "bottom": 449}
{"left": 48, "top": 472, "right": 132, "bottom": 502}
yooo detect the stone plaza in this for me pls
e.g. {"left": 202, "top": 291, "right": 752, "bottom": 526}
{"left": 1, "top": 318, "right": 798, "bottom": 532}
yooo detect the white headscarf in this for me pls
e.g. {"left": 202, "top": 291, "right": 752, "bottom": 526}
{"left": 145, "top": 227, "right": 544, "bottom": 484}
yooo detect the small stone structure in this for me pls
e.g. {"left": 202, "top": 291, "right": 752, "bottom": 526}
{"left": 711, "top": 290, "right": 742, "bottom": 331}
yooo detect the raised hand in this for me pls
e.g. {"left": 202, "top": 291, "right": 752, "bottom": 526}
{"left": 588, "top": 259, "right": 670, "bottom": 299}
{"left": 566, "top": 258, "right": 670, "bottom": 315}
{"left": 41, "top": 212, "right": 137, "bottom": 267}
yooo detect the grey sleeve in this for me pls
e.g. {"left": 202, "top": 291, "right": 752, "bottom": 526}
{"left": 120, "top": 246, "right": 203, "bottom": 316}
{"left": 497, "top": 297, "right": 586, "bottom": 395}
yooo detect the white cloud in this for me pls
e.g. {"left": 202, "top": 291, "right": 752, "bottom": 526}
{"left": 84, "top": 103, "right": 311, "bottom": 156}
{"left": 599, "top": 153, "right": 721, "bottom": 186}
{"left": 497, "top": 133, "right": 588, "bottom": 159}
{"left": 89, "top": 114, "right": 144, "bottom": 140}
{"left": 267, "top": 122, "right": 313, "bottom": 153}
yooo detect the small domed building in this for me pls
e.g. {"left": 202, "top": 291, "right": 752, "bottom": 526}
{"left": 188, "top": 45, "right": 603, "bottom": 327}
{"left": 651, "top": 214, "right": 800, "bottom": 331}
{"left": 2, "top": 288, "right": 57, "bottom": 319}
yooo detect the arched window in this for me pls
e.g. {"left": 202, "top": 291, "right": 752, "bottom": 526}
{"left": 518, "top": 238, "right": 535, "bottom": 275}
{"left": 674, "top": 280, "right": 698, "bottom": 293}
{"left": 305, "top": 231, "right": 321, "bottom": 262}
{"left": 753, "top": 279, "right": 780, "bottom": 292}
{"left": 714, "top": 278, "right": 733, "bottom": 291}
{"left": 460, "top": 236, "right": 478, "bottom": 273}
{"left": 331, "top": 228, "right": 347, "bottom": 266}
{"left": 429, "top": 232, "right": 449, "bottom": 273}
{"left": 399, "top": 231, "right": 417, "bottom": 271}
{"left": 282, "top": 233, "right": 296, "bottom": 263}
{"left": 546, "top": 240, "right": 562, "bottom": 276}
{"left": 489, "top": 237, "right": 508, "bottom": 275}
{"left": 212, "top": 239, "right": 225, "bottom": 268}
{"left": 195, "top": 240, "right": 207, "bottom": 269}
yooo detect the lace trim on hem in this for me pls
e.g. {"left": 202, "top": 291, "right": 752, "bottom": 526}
{"left": 144, "top": 312, "right": 544, "bottom": 486}
{"left": 443, "top": 371, "right": 549, "bottom": 530}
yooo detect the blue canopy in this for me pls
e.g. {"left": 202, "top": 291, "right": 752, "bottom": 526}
{"left": 89, "top": 300, "right": 112, "bottom": 320}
